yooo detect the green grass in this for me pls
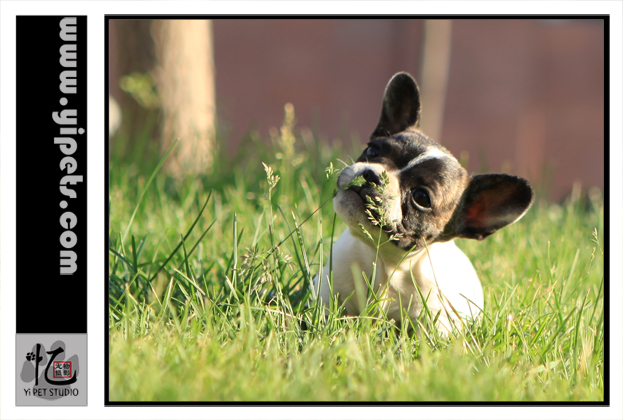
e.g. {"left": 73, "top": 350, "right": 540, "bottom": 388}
{"left": 108, "top": 105, "right": 604, "bottom": 402}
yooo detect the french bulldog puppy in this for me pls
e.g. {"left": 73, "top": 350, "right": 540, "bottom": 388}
{"left": 314, "top": 72, "right": 533, "bottom": 334}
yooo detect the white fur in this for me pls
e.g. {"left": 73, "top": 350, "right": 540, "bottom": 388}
{"left": 313, "top": 228, "right": 484, "bottom": 335}
{"left": 400, "top": 147, "right": 456, "bottom": 173}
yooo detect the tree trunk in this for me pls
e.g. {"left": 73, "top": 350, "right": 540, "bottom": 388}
{"left": 419, "top": 20, "right": 453, "bottom": 143}
{"left": 152, "top": 20, "right": 216, "bottom": 177}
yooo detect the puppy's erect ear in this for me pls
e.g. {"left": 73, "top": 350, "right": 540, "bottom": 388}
{"left": 446, "top": 174, "right": 534, "bottom": 241}
{"left": 371, "top": 72, "right": 422, "bottom": 138}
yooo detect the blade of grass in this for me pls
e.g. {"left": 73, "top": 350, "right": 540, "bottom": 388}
{"left": 121, "top": 138, "right": 179, "bottom": 244}
{"left": 147, "top": 191, "right": 213, "bottom": 283}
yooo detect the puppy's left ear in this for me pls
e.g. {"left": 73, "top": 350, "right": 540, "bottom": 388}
{"left": 447, "top": 174, "right": 534, "bottom": 241}
{"left": 372, "top": 72, "right": 422, "bottom": 138}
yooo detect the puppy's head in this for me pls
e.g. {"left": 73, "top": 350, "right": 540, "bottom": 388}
{"left": 334, "top": 72, "right": 533, "bottom": 252}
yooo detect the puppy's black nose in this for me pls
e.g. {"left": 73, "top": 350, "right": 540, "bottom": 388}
{"left": 363, "top": 169, "right": 383, "bottom": 186}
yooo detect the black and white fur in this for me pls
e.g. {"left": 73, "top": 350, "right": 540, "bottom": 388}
{"left": 313, "top": 72, "right": 533, "bottom": 334}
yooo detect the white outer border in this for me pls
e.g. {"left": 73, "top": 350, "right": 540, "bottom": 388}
{"left": 0, "top": 1, "right": 620, "bottom": 419}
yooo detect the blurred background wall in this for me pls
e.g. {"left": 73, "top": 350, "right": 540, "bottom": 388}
{"left": 109, "top": 18, "right": 604, "bottom": 201}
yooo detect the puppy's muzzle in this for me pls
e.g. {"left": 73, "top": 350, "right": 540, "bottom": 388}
{"left": 337, "top": 163, "right": 387, "bottom": 191}
{"left": 362, "top": 169, "right": 382, "bottom": 187}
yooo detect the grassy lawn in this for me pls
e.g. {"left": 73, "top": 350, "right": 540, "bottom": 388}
{"left": 108, "top": 107, "right": 604, "bottom": 402}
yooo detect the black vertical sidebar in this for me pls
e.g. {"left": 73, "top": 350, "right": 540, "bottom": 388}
{"left": 16, "top": 16, "right": 87, "bottom": 334}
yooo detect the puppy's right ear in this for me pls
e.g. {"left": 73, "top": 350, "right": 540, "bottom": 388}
{"left": 446, "top": 174, "right": 534, "bottom": 241}
{"left": 372, "top": 72, "right": 422, "bottom": 138}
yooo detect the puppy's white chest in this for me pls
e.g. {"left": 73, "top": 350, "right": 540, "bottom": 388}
{"left": 384, "top": 240, "right": 484, "bottom": 325}
{"left": 314, "top": 229, "right": 484, "bottom": 332}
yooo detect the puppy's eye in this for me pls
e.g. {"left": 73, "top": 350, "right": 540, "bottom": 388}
{"left": 412, "top": 188, "right": 432, "bottom": 209}
{"left": 365, "top": 147, "right": 380, "bottom": 158}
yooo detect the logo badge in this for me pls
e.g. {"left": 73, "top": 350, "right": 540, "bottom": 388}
{"left": 16, "top": 335, "right": 86, "bottom": 406}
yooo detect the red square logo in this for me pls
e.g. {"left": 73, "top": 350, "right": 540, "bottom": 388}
{"left": 52, "top": 361, "right": 72, "bottom": 379}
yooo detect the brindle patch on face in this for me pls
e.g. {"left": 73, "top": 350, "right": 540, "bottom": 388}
{"left": 358, "top": 130, "right": 447, "bottom": 170}
{"left": 351, "top": 130, "right": 470, "bottom": 251}
{"left": 393, "top": 158, "right": 469, "bottom": 250}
